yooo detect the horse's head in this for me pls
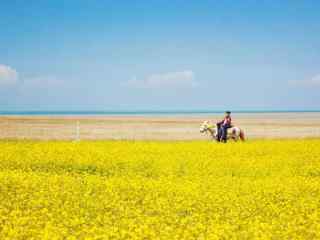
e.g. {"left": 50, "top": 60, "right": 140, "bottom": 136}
{"left": 199, "top": 121, "right": 215, "bottom": 132}
{"left": 200, "top": 121, "right": 218, "bottom": 139}
{"left": 199, "top": 121, "right": 209, "bottom": 133}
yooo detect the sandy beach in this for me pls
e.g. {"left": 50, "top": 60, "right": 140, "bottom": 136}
{"left": 0, "top": 112, "right": 319, "bottom": 140}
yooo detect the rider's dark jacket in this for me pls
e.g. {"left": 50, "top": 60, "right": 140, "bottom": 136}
{"left": 217, "top": 116, "right": 232, "bottom": 127}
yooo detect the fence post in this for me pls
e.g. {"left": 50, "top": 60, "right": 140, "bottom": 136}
{"left": 75, "top": 121, "right": 80, "bottom": 141}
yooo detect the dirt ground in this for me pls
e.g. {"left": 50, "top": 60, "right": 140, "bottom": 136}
{"left": 0, "top": 113, "right": 320, "bottom": 140}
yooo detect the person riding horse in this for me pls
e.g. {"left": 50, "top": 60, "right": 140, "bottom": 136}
{"left": 199, "top": 118, "right": 245, "bottom": 142}
{"left": 217, "top": 111, "right": 232, "bottom": 142}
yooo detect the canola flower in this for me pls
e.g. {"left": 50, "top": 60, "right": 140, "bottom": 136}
{"left": 0, "top": 139, "right": 319, "bottom": 239}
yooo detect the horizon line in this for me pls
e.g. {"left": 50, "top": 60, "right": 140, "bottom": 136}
{"left": 0, "top": 109, "right": 320, "bottom": 116}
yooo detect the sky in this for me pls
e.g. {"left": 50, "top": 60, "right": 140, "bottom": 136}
{"left": 1, "top": 0, "right": 320, "bottom": 111}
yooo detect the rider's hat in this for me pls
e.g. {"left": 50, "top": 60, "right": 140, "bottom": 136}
{"left": 225, "top": 111, "right": 231, "bottom": 114}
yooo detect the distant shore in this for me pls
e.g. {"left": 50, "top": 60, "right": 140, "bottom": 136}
{"left": 1, "top": 112, "right": 320, "bottom": 140}
{"left": 1, "top": 110, "right": 320, "bottom": 117}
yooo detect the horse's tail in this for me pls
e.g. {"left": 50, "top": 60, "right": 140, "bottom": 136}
{"left": 239, "top": 129, "right": 245, "bottom": 141}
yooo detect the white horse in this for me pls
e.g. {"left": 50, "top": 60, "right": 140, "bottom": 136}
{"left": 199, "top": 121, "right": 245, "bottom": 141}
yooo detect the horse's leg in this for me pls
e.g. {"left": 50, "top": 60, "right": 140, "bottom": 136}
{"left": 210, "top": 130, "right": 217, "bottom": 141}
{"left": 233, "top": 135, "right": 238, "bottom": 141}
{"left": 209, "top": 129, "right": 218, "bottom": 142}
{"left": 231, "top": 134, "right": 237, "bottom": 141}
{"left": 232, "top": 128, "right": 241, "bottom": 142}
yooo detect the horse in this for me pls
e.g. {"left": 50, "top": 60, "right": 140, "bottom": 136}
{"left": 199, "top": 121, "right": 245, "bottom": 142}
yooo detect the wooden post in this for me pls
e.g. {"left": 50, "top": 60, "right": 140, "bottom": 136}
{"left": 75, "top": 121, "right": 80, "bottom": 141}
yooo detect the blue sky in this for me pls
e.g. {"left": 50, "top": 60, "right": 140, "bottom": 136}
{"left": 1, "top": 0, "right": 320, "bottom": 111}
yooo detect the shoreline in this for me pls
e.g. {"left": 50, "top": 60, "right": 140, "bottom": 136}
{"left": 0, "top": 110, "right": 320, "bottom": 117}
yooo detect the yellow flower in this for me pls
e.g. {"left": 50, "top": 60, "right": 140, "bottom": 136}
{"left": 0, "top": 139, "right": 319, "bottom": 239}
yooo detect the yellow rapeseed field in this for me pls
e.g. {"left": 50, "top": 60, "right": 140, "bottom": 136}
{"left": 0, "top": 139, "right": 319, "bottom": 239}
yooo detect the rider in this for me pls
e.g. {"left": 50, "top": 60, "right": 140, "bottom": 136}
{"left": 217, "top": 111, "right": 232, "bottom": 142}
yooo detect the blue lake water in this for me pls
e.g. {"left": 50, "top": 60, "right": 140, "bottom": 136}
{"left": 0, "top": 110, "right": 319, "bottom": 116}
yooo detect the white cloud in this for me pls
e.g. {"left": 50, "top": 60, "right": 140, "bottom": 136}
{"left": 289, "top": 74, "right": 320, "bottom": 87}
{"left": 125, "top": 70, "right": 197, "bottom": 89}
{"left": 0, "top": 64, "right": 18, "bottom": 86}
